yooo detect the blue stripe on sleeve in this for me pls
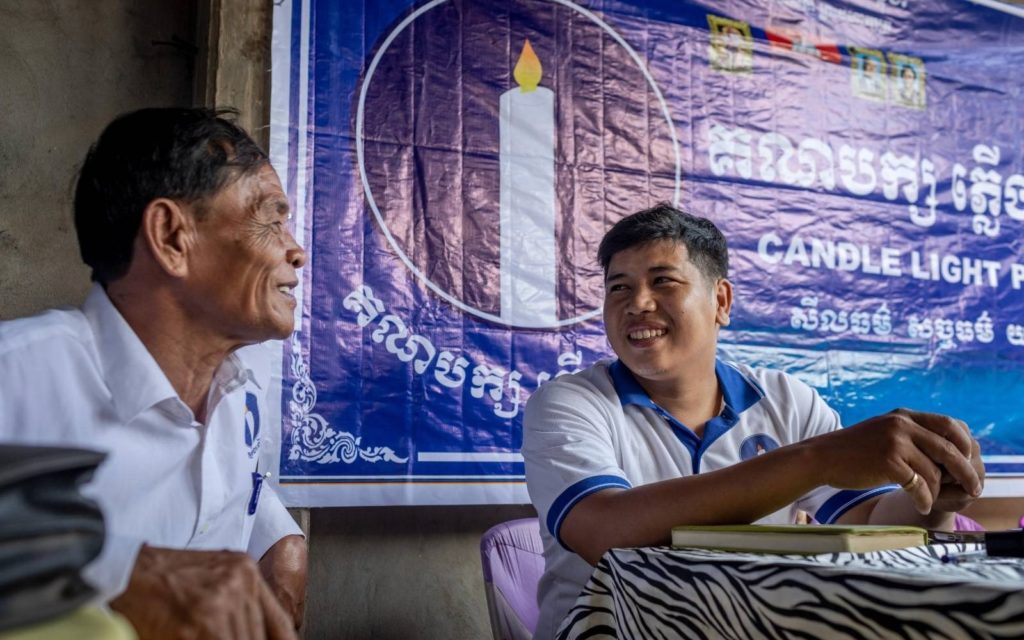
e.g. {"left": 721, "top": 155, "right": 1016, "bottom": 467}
{"left": 814, "top": 485, "right": 899, "bottom": 524}
{"left": 547, "top": 475, "right": 632, "bottom": 550}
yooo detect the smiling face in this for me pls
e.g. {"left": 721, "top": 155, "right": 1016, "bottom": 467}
{"left": 185, "top": 163, "right": 306, "bottom": 345}
{"left": 603, "top": 240, "right": 732, "bottom": 384}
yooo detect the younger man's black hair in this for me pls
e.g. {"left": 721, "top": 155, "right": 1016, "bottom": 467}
{"left": 597, "top": 202, "right": 729, "bottom": 283}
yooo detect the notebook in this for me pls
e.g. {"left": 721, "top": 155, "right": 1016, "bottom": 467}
{"left": 671, "top": 524, "right": 929, "bottom": 554}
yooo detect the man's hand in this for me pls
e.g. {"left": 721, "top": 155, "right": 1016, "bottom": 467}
{"left": 258, "top": 535, "right": 308, "bottom": 629}
{"left": 934, "top": 435, "right": 985, "bottom": 514}
{"left": 813, "top": 408, "right": 983, "bottom": 515}
{"left": 110, "top": 545, "right": 298, "bottom": 640}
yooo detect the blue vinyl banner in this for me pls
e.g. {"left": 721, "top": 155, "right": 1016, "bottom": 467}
{"left": 270, "top": 0, "right": 1024, "bottom": 505}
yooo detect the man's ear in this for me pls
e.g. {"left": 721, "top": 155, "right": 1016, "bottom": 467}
{"left": 139, "top": 198, "right": 193, "bottom": 278}
{"left": 715, "top": 278, "right": 733, "bottom": 327}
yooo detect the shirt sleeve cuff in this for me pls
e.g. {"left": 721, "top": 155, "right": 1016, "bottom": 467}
{"left": 247, "top": 485, "right": 304, "bottom": 560}
{"left": 82, "top": 533, "right": 143, "bottom": 602}
{"left": 813, "top": 485, "right": 899, "bottom": 524}
{"left": 546, "top": 475, "right": 632, "bottom": 550}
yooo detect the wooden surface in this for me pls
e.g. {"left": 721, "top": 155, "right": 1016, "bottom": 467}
{"left": 195, "top": 0, "right": 272, "bottom": 148}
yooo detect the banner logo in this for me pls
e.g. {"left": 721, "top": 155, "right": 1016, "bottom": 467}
{"left": 244, "top": 391, "right": 261, "bottom": 459}
{"left": 356, "top": 0, "right": 682, "bottom": 328}
{"left": 739, "top": 434, "right": 780, "bottom": 460}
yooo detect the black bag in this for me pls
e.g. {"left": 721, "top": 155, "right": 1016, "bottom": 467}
{"left": 0, "top": 445, "right": 106, "bottom": 631}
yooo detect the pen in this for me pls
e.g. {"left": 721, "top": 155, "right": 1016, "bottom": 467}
{"left": 248, "top": 465, "right": 272, "bottom": 515}
{"left": 940, "top": 550, "right": 988, "bottom": 565}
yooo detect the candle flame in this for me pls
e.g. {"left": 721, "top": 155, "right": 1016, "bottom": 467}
{"left": 513, "top": 40, "right": 542, "bottom": 93}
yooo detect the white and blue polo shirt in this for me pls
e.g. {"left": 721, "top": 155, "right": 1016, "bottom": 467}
{"left": 522, "top": 358, "right": 896, "bottom": 640}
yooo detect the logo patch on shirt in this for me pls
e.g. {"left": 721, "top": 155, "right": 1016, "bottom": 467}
{"left": 739, "top": 434, "right": 779, "bottom": 460}
{"left": 244, "top": 392, "right": 262, "bottom": 459}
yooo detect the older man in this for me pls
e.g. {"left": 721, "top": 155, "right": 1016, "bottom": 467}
{"left": 0, "top": 108, "right": 307, "bottom": 640}
{"left": 523, "top": 203, "right": 985, "bottom": 639}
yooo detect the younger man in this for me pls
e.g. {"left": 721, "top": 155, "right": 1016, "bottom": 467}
{"left": 523, "top": 203, "right": 983, "bottom": 639}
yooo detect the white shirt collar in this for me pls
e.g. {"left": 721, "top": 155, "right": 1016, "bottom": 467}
{"left": 81, "top": 284, "right": 257, "bottom": 424}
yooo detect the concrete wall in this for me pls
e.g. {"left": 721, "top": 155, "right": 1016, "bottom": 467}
{"left": 0, "top": 1, "right": 197, "bottom": 320}
{"left": 306, "top": 505, "right": 535, "bottom": 640}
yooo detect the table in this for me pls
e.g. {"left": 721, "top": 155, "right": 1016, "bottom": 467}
{"left": 556, "top": 544, "right": 1024, "bottom": 639}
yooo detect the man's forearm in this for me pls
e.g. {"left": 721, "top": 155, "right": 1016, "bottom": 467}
{"left": 562, "top": 409, "right": 983, "bottom": 565}
{"left": 854, "top": 490, "right": 957, "bottom": 530}
{"left": 258, "top": 534, "right": 308, "bottom": 630}
{"left": 563, "top": 440, "right": 822, "bottom": 564}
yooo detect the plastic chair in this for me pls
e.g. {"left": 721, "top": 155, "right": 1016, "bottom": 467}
{"left": 480, "top": 518, "right": 544, "bottom": 640}
{"left": 954, "top": 513, "right": 985, "bottom": 531}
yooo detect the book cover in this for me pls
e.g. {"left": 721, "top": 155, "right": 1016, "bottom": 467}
{"left": 671, "top": 524, "right": 929, "bottom": 554}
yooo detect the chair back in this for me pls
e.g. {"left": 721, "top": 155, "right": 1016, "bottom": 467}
{"left": 480, "top": 518, "right": 544, "bottom": 640}
{"left": 954, "top": 513, "right": 985, "bottom": 531}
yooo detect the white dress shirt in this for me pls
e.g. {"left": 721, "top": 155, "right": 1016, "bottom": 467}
{"left": 0, "top": 284, "right": 302, "bottom": 599}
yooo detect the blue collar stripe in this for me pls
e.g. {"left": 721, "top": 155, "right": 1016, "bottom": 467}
{"left": 608, "top": 359, "right": 766, "bottom": 472}
{"left": 547, "top": 475, "right": 632, "bottom": 550}
{"left": 813, "top": 485, "right": 898, "bottom": 524}
{"left": 715, "top": 360, "right": 764, "bottom": 414}
{"left": 610, "top": 359, "right": 764, "bottom": 415}
{"left": 608, "top": 360, "right": 654, "bottom": 408}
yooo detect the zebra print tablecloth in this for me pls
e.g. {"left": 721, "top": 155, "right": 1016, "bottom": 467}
{"left": 556, "top": 544, "right": 1024, "bottom": 640}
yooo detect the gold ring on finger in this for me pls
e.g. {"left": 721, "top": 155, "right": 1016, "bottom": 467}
{"left": 900, "top": 471, "right": 920, "bottom": 492}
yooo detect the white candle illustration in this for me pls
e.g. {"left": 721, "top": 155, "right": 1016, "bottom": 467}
{"left": 499, "top": 40, "right": 557, "bottom": 327}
